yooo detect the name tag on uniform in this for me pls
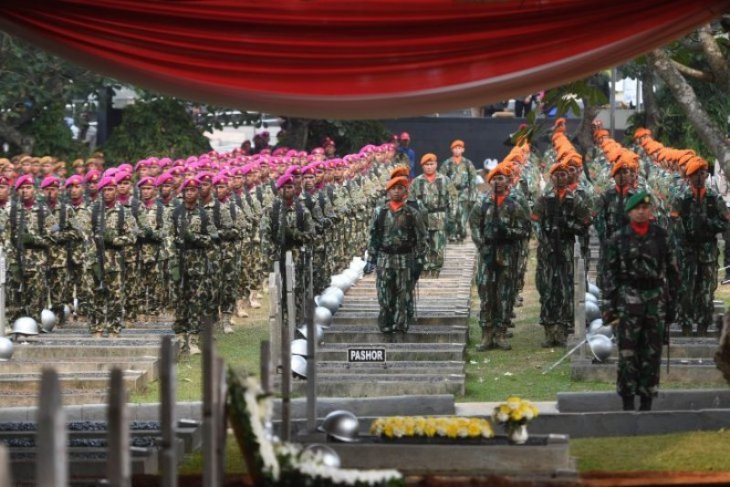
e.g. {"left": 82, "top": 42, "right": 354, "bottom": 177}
{"left": 348, "top": 348, "right": 386, "bottom": 363}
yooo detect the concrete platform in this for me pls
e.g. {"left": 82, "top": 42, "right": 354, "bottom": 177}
{"left": 570, "top": 357, "right": 725, "bottom": 384}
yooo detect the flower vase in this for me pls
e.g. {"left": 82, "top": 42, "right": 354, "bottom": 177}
{"left": 508, "top": 424, "right": 528, "bottom": 445}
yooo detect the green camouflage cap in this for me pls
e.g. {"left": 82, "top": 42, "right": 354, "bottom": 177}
{"left": 624, "top": 191, "right": 651, "bottom": 213}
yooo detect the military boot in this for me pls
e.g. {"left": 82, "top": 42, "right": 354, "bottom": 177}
{"left": 494, "top": 332, "right": 512, "bottom": 351}
{"left": 541, "top": 325, "right": 556, "bottom": 348}
{"left": 697, "top": 324, "right": 709, "bottom": 337}
{"left": 235, "top": 299, "right": 249, "bottom": 318}
{"left": 639, "top": 396, "right": 653, "bottom": 411}
{"left": 622, "top": 395, "right": 635, "bottom": 411}
{"left": 681, "top": 324, "right": 692, "bottom": 337}
{"left": 476, "top": 328, "right": 495, "bottom": 352}
{"left": 188, "top": 333, "right": 201, "bottom": 356}
{"left": 553, "top": 326, "right": 567, "bottom": 347}
{"left": 175, "top": 333, "right": 188, "bottom": 353}
{"left": 249, "top": 293, "right": 262, "bottom": 309}
{"left": 222, "top": 313, "right": 234, "bottom": 334}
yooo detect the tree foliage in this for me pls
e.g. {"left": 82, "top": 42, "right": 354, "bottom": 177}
{"left": 0, "top": 31, "right": 110, "bottom": 154}
{"left": 102, "top": 97, "right": 212, "bottom": 164}
{"left": 279, "top": 118, "right": 391, "bottom": 154}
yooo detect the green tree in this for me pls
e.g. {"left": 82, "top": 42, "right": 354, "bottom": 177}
{"left": 279, "top": 118, "right": 390, "bottom": 154}
{"left": 0, "top": 31, "right": 109, "bottom": 155}
{"left": 102, "top": 97, "right": 212, "bottom": 163}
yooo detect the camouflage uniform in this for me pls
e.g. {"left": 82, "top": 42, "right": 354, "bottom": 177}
{"left": 216, "top": 197, "right": 245, "bottom": 319}
{"left": 170, "top": 203, "right": 218, "bottom": 346}
{"left": 469, "top": 192, "right": 530, "bottom": 349}
{"left": 533, "top": 187, "right": 592, "bottom": 345}
{"left": 260, "top": 197, "right": 315, "bottom": 324}
{"left": 46, "top": 200, "right": 81, "bottom": 323}
{"left": 67, "top": 200, "right": 93, "bottom": 319}
{"left": 367, "top": 203, "right": 427, "bottom": 333}
{"left": 130, "top": 200, "right": 170, "bottom": 317}
{"left": 670, "top": 186, "right": 728, "bottom": 335}
{"left": 301, "top": 189, "right": 335, "bottom": 294}
{"left": 89, "top": 201, "right": 138, "bottom": 334}
{"left": 201, "top": 198, "right": 233, "bottom": 320}
{"left": 439, "top": 157, "right": 477, "bottom": 241}
{"left": 602, "top": 223, "right": 679, "bottom": 402}
{"left": 409, "top": 173, "right": 456, "bottom": 275}
{"left": 239, "top": 189, "right": 262, "bottom": 304}
{"left": 596, "top": 186, "right": 637, "bottom": 289}
{"left": 9, "top": 200, "right": 57, "bottom": 321}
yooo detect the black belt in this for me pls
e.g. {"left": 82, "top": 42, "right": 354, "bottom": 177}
{"left": 428, "top": 207, "right": 446, "bottom": 213}
{"left": 622, "top": 279, "right": 661, "bottom": 290}
{"left": 380, "top": 246, "right": 414, "bottom": 255}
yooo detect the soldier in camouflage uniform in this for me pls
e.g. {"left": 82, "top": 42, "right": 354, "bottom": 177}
{"left": 130, "top": 177, "right": 169, "bottom": 321}
{"left": 198, "top": 172, "right": 232, "bottom": 324}
{"left": 409, "top": 153, "right": 456, "bottom": 277}
{"left": 440, "top": 140, "right": 477, "bottom": 242}
{"left": 670, "top": 157, "right": 729, "bottom": 336}
{"left": 602, "top": 192, "right": 679, "bottom": 411}
{"left": 41, "top": 176, "right": 79, "bottom": 326}
{"left": 171, "top": 178, "right": 219, "bottom": 355}
{"left": 64, "top": 175, "right": 92, "bottom": 321}
{"left": 365, "top": 176, "right": 427, "bottom": 335}
{"left": 469, "top": 164, "right": 530, "bottom": 351}
{"left": 260, "top": 174, "right": 315, "bottom": 324}
{"left": 156, "top": 172, "right": 179, "bottom": 315}
{"left": 213, "top": 173, "right": 246, "bottom": 333}
{"left": 301, "top": 164, "right": 335, "bottom": 294}
{"left": 88, "top": 176, "right": 138, "bottom": 337}
{"left": 238, "top": 165, "right": 264, "bottom": 315}
{"left": 533, "top": 162, "right": 592, "bottom": 346}
{"left": 9, "top": 175, "right": 57, "bottom": 321}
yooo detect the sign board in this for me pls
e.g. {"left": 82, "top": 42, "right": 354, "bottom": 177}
{"left": 348, "top": 348, "right": 386, "bottom": 363}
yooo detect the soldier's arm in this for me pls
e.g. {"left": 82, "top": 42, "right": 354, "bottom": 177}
{"left": 366, "top": 207, "right": 382, "bottom": 262}
{"left": 468, "top": 198, "right": 484, "bottom": 247}
{"left": 114, "top": 211, "right": 138, "bottom": 247}
{"left": 601, "top": 233, "right": 621, "bottom": 320}
{"left": 413, "top": 205, "right": 428, "bottom": 259}
{"left": 565, "top": 193, "right": 592, "bottom": 236}
{"left": 664, "top": 231, "right": 680, "bottom": 319}
{"left": 506, "top": 199, "right": 531, "bottom": 240}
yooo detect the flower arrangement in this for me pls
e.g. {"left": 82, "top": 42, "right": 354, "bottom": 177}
{"left": 228, "top": 368, "right": 404, "bottom": 486}
{"left": 491, "top": 396, "right": 540, "bottom": 426}
{"left": 369, "top": 416, "right": 494, "bottom": 440}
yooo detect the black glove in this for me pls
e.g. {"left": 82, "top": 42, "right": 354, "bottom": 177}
{"left": 143, "top": 227, "right": 155, "bottom": 240}
{"left": 364, "top": 261, "right": 376, "bottom": 274}
{"left": 103, "top": 229, "right": 116, "bottom": 246}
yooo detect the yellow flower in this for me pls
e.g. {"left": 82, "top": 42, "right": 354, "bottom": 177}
{"left": 510, "top": 408, "right": 524, "bottom": 422}
{"left": 467, "top": 422, "right": 482, "bottom": 437}
{"left": 424, "top": 421, "right": 437, "bottom": 437}
{"left": 383, "top": 423, "right": 394, "bottom": 438}
{"left": 506, "top": 396, "right": 521, "bottom": 410}
{"left": 446, "top": 423, "right": 459, "bottom": 438}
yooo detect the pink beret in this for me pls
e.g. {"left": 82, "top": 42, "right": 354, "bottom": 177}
{"left": 180, "top": 178, "right": 199, "bottom": 190}
{"left": 259, "top": 148, "right": 271, "bottom": 156}
{"left": 311, "top": 147, "right": 325, "bottom": 155}
{"left": 64, "top": 175, "right": 84, "bottom": 188}
{"left": 272, "top": 148, "right": 286, "bottom": 157}
{"left": 155, "top": 173, "right": 174, "bottom": 186}
{"left": 118, "top": 163, "right": 133, "bottom": 173}
{"left": 136, "top": 176, "right": 156, "bottom": 188}
{"left": 240, "top": 164, "right": 253, "bottom": 176}
{"left": 40, "top": 176, "right": 61, "bottom": 189}
{"left": 276, "top": 174, "right": 294, "bottom": 189}
{"left": 285, "top": 165, "right": 301, "bottom": 176}
{"left": 103, "top": 168, "right": 118, "bottom": 178}
{"left": 134, "top": 159, "right": 149, "bottom": 171}
{"left": 114, "top": 171, "right": 132, "bottom": 184}
{"left": 14, "top": 174, "right": 34, "bottom": 190}
{"left": 195, "top": 172, "right": 214, "bottom": 183}
{"left": 84, "top": 170, "right": 101, "bottom": 183}
{"left": 212, "top": 174, "right": 229, "bottom": 186}
{"left": 298, "top": 151, "right": 308, "bottom": 158}
{"left": 302, "top": 165, "right": 316, "bottom": 176}
{"left": 285, "top": 150, "right": 299, "bottom": 158}
{"left": 96, "top": 176, "right": 117, "bottom": 191}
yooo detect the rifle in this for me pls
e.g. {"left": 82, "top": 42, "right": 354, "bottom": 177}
{"left": 548, "top": 195, "right": 563, "bottom": 263}
{"left": 15, "top": 204, "right": 26, "bottom": 293}
{"left": 177, "top": 206, "right": 189, "bottom": 292}
{"left": 94, "top": 201, "right": 106, "bottom": 292}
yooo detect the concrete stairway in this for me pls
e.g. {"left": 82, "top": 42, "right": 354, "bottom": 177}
{"left": 292, "top": 242, "right": 475, "bottom": 397}
{"left": 0, "top": 320, "right": 175, "bottom": 407}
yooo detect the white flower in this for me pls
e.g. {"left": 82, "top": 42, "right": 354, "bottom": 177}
{"left": 496, "top": 411, "right": 509, "bottom": 423}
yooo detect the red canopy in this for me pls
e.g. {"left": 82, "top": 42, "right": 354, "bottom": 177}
{"left": 0, "top": 0, "right": 728, "bottom": 118}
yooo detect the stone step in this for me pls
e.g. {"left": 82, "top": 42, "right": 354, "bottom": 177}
{"left": 567, "top": 337, "right": 719, "bottom": 359}
{"left": 321, "top": 326, "right": 467, "bottom": 344}
{"left": 0, "top": 370, "right": 150, "bottom": 394}
{"left": 0, "top": 389, "right": 111, "bottom": 408}
{"left": 557, "top": 389, "right": 730, "bottom": 412}
{"left": 60, "top": 320, "right": 174, "bottom": 330}
{"left": 289, "top": 374, "right": 465, "bottom": 396}
{"left": 332, "top": 313, "right": 470, "bottom": 327}
{"left": 10, "top": 343, "right": 164, "bottom": 360}
{"left": 0, "top": 357, "right": 158, "bottom": 376}
{"left": 315, "top": 360, "right": 465, "bottom": 375}
{"left": 10, "top": 447, "right": 159, "bottom": 482}
{"left": 316, "top": 342, "right": 466, "bottom": 362}
{"left": 50, "top": 328, "right": 173, "bottom": 335}
{"left": 570, "top": 357, "right": 725, "bottom": 384}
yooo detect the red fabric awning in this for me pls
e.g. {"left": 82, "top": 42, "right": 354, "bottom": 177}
{"left": 0, "top": 0, "right": 728, "bottom": 118}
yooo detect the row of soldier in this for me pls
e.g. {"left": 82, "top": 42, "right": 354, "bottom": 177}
{"left": 0, "top": 143, "right": 404, "bottom": 354}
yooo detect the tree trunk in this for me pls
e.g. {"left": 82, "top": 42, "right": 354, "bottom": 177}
{"left": 0, "top": 119, "right": 33, "bottom": 153}
{"left": 647, "top": 48, "right": 730, "bottom": 176}
{"left": 575, "top": 98, "right": 601, "bottom": 155}
{"left": 641, "top": 67, "right": 660, "bottom": 132}
{"left": 697, "top": 23, "right": 730, "bottom": 92}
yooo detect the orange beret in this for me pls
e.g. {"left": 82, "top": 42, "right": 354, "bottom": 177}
{"left": 72, "top": 159, "right": 85, "bottom": 168}
{"left": 450, "top": 139, "right": 464, "bottom": 149}
{"left": 390, "top": 166, "right": 410, "bottom": 179}
{"left": 386, "top": 176, "right": 409, "bottom": 191}
{"left": 685, "top": 156, "right": 709, "bottom": 176}
{"left": 610, "top": 160, "right": 629, "bottom": 177}
{"left": 561, "top": 152, "right": 583, "bottom": 167}
{"left": 594, "top": 129, "right": 610, "bottom": 137}
{"left": 677, "top": 150, "right": 697, "bottom": 167}
{"left": 487, "top": 163, "right": 511, "bottom": 182}
{"left": 617, "top": 150, "right": 640, "bottom": 168}
{"left": 549, "top": 162, "right": 568, "bottom": 175}
{"left": 634, "top": 127, "right": 652, "bottom": 139}
{"left": 420, "top": 153, "right": 437, "bottom": 165}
